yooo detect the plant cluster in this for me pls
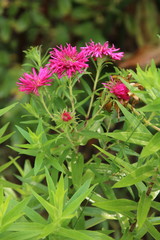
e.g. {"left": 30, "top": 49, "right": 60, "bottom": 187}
{"left": 1, "top": 40, "right": 160, "bottom": 240}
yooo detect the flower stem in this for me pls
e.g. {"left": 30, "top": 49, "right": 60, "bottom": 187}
{"left": 86, "top": 63, "right": 102, "bottom": 119}
{"left": 68, "top": 77, "right": 75, "bottom": 113}
{"left": 40, "top": 93, "right": 55, "bottom": 121}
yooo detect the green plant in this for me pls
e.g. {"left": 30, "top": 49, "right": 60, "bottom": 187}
{"left": 1, "top": 41, "right": 160, "bottom": 240}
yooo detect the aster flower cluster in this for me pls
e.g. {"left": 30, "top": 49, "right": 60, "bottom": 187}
{"left": 17, "top": 40, "right": 125, "bottom": 101}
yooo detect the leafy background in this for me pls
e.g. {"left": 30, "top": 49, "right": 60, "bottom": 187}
{"left": 0, "top": 1, "right": 160, "bottom": 239}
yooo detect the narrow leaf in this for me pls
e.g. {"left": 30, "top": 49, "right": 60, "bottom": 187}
{"left": 0, "top": 102, "right": 18, "bottom": 117}
{"left": 34, "top": 152, "right": 44, "bottom": 175}
{"left": 113, "top": 165, "right": 155, "bottom": 188}
{"left": 140, "top": 131, "right": 160, "bottom": 158}
{"left": 57, "top": 227, "right": 93, "bottom": 240}
{"left": 0, "top": 123, "right": 9, "bottom": 138}
{"left": 116, "top": 101, "right": 151, "bottom": 135}
{"left": 107, "top": 131, "right": 151, "bottom": 146}
{"left": 93, "top": 199, "right": 137, "bottom": 212}
{"left": 31, "top": 190, "right": 56, "bottom": 220}
{"left": 93, "top": 144, "right": 133, "bottom": 172}
{"left": 137, "top": 191, "right": 152, "bottom": 229}
{"left": 145, "top": 219, "right": 160, "bottom": 240}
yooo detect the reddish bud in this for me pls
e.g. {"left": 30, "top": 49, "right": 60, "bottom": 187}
{"left": 61, "top": 111, "right": 72, "bottom": 122}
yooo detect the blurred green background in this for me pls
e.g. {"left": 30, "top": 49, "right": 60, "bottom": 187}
{"left": 0, "top": 0, "right": 160, "bottom": 150}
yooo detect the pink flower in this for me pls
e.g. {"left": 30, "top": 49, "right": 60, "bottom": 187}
{"left": 61, "top": 111, "right": 72, "bottom": 122}
{"left": 48, "top": 44, "right": 89, "bottom": 78}
{"left": 103, "top": 77, "right": 130, "bottom": 101}
{"left": 81, "top": 40, "right": 124, "bottom": 60}
{"left": 17, "top": 67, "right": 53, "bottom": 95}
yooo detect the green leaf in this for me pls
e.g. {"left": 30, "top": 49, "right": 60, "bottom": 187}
{"left": 0, "top": 122, "right": 9, "bottom": 138}
{"left": 62, "top": 179, "right": 94, "bottom": 217}
{"left": 93, "top": 199, "right": 137, "bottom": 213}
{"left": 36, "top": 118, "right": 47, "bottom": 144}
{"left": 9, "top": 145, "right": 37, "bottom": 156}
{"left": 0, "top": 179, "right": 25, "bottom": 195}
{"left": 71, "top": 153, "right": 84, "bottom": 189}
{"left": 0, "top": 132, "right": 14, "bottom": 144}
{"left": 0, "top": 102, "right": 18, "bottom": 117}
{"left": 48, "top": 156, "right": 65, "bottom": 173}
{"left": 57, "top": 227, "right": 93, "bottom": 240}
{"left": 16, "top": 125, "right": 32, "bottom": 143}
{"left": 34, "top": 152, "right": 44, "bottom": 175}
{"left": 44, "top": 167, "right": 56, "bottom": 204}
{"left": 2, "top": 197, "right": 30, "bottom": 231}
{"left": 0, "top": 231, "right": 39, "bottom": 240}
{"left": 0, "top": 156, "right": 19, "bottom": 173}
{"left": 137, "top": 191, "right": 152, "bottom": 229}
{"left": 140, "top": 131, "right": 160, "bottom": 158}
{"left": 31, "top": 190, "right": 57, "bottom": 220}
{"left": 93, "top": 144, "right": 133, "bottom": 172}
{"left": 75, "top": 95, "right": 91, "bottom": 111}
{"left": 116, "top": 101, "right": 151, "bottom": 135}
{"left": 144, "top": 219, "right": 160, "bottom": 240}
{"left": 81, "top": 78, "right": 92, "bottom": 95}
{"left": 112, "top": 165, "right": 155, "bottom": 188}
{"left": 54, "top": 175, "right": 65, "bottom": 214}
{"left": 79, "top": 130, "right": 106, "bottom": 144}
{"left": 138, "top": 98, "right": 160, "bottom": 112}
{"left": 107, "top": 131, "right": 151, "bottom": 146}
{"left": 24, "top": 206, "right": 47, "bottom": 225}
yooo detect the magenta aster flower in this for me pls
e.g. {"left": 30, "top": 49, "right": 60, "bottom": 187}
{"left": 61, "top": 111, "right": 72, "bottom": 122}
{"left": 17, "top": 67, "right": 53, "bottom": 95}
{"left": 103, "top": 77, "right": 130, "bottom": 101}
{"left": 81, "top": 40, "right": 124, "bottom": 60}
{"left": 48, "top": 44, "right": 89, "bottom": 78}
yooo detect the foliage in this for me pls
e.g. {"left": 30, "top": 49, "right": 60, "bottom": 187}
{"left": 0, "top": 40, "right": 160, "bottom": 240}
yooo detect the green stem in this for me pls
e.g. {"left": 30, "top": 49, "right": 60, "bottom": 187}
{"left": 86, "top": 63, "right": 102, "bottom": 119}
{"left": 68, "top": 77, "right": 75, "bottom": 113}
{"left": 40, "top": 94, "right": 54, "bottom": 121}
{"left": 128, "top": 104, "right": 160, "bottom": 132}
{"left": 91, "top": 94, "right": 111, "bottom": 121}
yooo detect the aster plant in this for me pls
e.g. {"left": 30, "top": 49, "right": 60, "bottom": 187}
{"left": 2, "top": 41, "right": 160, "bottom": 240}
